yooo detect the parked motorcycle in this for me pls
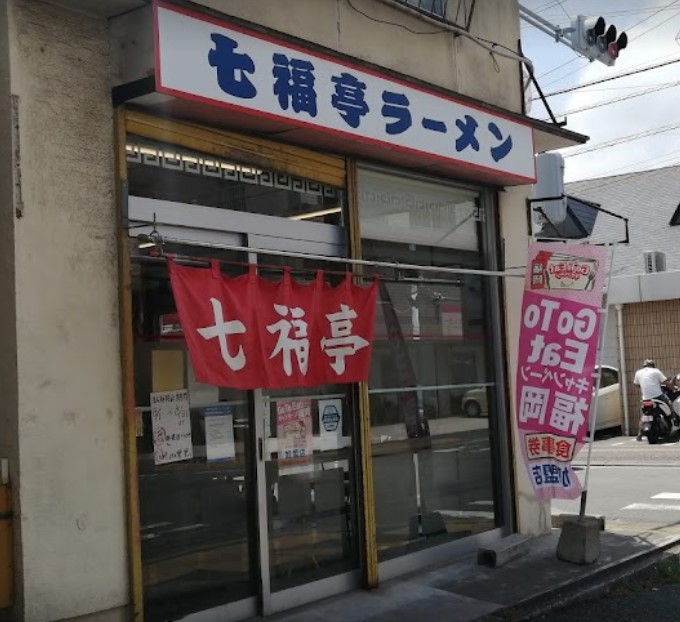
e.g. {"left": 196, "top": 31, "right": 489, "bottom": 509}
{"left": 639, "top": 374, "right": 680, "bottom": 444}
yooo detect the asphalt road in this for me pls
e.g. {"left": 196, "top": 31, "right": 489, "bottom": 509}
{"left": 552, "top": 433, "right": 680, "bottom": 537}
{"left": 528, "top": 432, "right": 680, "bottom": 621}
{"left": 530, "top": 584, "right": 680, "bottom": 621}
{"left": 575, "top": 431, "right": 680, "bottom": 467}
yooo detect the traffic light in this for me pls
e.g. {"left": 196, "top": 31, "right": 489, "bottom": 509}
{"left": 570, "top": 15, "right": 628, "bottom": 66}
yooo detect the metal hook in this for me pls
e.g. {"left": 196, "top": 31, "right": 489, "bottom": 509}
{"left": 137, "top": 212, "right": 165, "bottom": 256}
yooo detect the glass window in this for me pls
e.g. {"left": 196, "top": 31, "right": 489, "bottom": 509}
{"left": 397, "top": 0, "right": 448, "bottom": 17}
{"left": 126, "top": 139, "right": 344, "bottom": 225}
{"left": 358, "top": 167, "right": 501, "bottom": 562}
{"left": 600, "top": 367, "right": 619, "bottom": 388}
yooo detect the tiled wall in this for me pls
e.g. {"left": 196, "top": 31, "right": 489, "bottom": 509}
{"left": 622, "top": 300, "right": 680, "bottom": 433}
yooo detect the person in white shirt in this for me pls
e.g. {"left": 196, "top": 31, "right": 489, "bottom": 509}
{"left": 634, "top": 359, "right": 672, "bottom": 440}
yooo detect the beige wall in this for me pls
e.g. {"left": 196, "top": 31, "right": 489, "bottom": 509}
{"left": 498, "top": 186, "right": 548, "bottom": 535}
{"left": 189, "top": 0, "right": 522, "bottom": 112}
{"left": 0, "top": 0, "right": 22, "bottom": 614}
{"left": 622, "top": 300, "right": 680, "bottom": 434}
{"left": 8, "top": 0, "right": 127, "bottom": 620}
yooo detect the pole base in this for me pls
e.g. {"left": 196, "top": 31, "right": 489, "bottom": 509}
{"left": 556, "top": 516, "right": 601, "bottom": 565}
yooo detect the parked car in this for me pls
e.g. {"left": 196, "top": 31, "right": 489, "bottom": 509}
{"left": 461, "top": 365, "right": 622, "bottom": 432}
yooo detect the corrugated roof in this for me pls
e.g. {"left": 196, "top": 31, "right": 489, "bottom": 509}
{"left": 565, "top": 164, "right": 680, "bottom": 276}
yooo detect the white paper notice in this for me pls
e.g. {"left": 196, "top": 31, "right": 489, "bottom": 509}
{"left": 204, "top": 405, "right": 235, "bottom": 462}
{"left": 318, "top": 399, "right": 343, "bottom": 450}
{"left": 151, "top": 389, "right": 194, "bottom": 465}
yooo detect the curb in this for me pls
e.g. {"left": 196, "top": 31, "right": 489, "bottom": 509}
{"left": 476, "top": 537, "right": 680, "bottom": 621}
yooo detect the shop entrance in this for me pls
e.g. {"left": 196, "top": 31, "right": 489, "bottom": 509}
{"left": 126, "top": 145, "right": 360, "bottom": 620}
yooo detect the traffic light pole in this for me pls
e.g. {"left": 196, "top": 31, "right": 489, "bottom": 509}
{"left": 518, "top": 4, "right": 578, "bottom": 54}
{"left": 520, "top": 5, "right": 627, "bottom": 66}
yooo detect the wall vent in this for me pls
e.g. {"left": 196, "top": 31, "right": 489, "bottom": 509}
{"left": 643, "top": 251, "right": 667, "bottom": 273}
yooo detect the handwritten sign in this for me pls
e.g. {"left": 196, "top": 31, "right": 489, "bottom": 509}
{"left": 151, "top": 389, "right": 194, "bottom": 465}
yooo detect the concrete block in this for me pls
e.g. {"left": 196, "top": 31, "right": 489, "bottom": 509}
{"left": 422, "top": 512, "right": 447, "bottom": 536}
{"left": 556, "top": 516, "right": 601, "bottom": 565}
{"left": 477, "top": 533, "right": 532, "bottom": 568}
{"left": 552, "top": 513, "right": 605, "bottom": 531}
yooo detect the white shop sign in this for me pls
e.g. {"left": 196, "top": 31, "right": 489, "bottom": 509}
{"left": 154, "top": 1, "right": 536, "bottom": 183}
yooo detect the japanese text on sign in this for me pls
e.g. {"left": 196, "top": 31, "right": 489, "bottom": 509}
{"left": 168, "top": 260, "right": 377, "bottom": 390}
{"left": 516, "top": 243, "right": 607, "bottom": 501}
{"left": 154, "top": 1, "right": 535, "bottom": 182}
{"left": 151, "top": 389, "right": 194, "bottom": 465}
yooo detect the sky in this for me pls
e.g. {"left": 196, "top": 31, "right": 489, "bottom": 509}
{"left": 519, "top": 0, "right": 680, "bottom": 182}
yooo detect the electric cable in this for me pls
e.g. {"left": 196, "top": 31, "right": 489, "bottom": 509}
{"left": 545, "top": 80, "right": 680, "bottom": 118}
{"left": 354, "top": 0, "right": 535, "bottom": 71}
{"left": 534, "top": 57, "right": 680, "bottom": 99}
{"left": 563, "top": 122, "right": 680, "bottom": 158}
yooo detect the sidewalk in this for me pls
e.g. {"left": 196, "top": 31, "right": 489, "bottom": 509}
{"left": 269, "top": 528, "right": 680, "bottom": 622}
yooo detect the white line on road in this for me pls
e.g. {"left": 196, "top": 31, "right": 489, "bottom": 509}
{"left": 611, "top": 442, "right": 625, "bottom": 446}
{"left": 652, "top": 493, "right": 680, "bottom": 500}
{"left": 622, "top": 502, "right": 680, "bottom": 511}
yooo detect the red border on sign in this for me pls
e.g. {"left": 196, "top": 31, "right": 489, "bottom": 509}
{"left": 153, "top": 1, "right": 537, "bottom": 184}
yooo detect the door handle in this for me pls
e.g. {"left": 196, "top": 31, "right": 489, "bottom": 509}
{"left": 258, "top": 437, "right": 263, "bottom": 462}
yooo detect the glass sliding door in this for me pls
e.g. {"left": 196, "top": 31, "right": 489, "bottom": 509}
{"left": 357, "top": 166, "right": 504, "bottom": 563}
{"left": 132, "top": 245, "right": 259, "bottom": 621}
{"left": 254, "top": 256, "right": 361, "bottom": 611}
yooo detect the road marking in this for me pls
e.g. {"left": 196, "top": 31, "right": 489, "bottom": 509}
{"left": 622, "top": 502, "right": 680, "bottom": 511}
{"left": 652, "top": 493, "right": 680, "bottom": 500}
{"left": 611, "top": 442, "right": 625, "bottom": 446}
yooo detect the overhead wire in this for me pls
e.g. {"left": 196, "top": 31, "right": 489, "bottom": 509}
{"left": 534, "top": 57, "right": 680, "bottom": 99}
{"left": 565, "top": 155, "right": 680, "bottom": 194}
{"left": 563, "top": 122, "right": 680, "bottom": 158}
{"left": 347, "top": 0, "right": 534, "bottom": 71}
{"left": 585, "top": 148, "right": 680, "bottom": 180}
{"left": 545, "top": 80, "right": 680, "bottom": 118}
{"left": 554, "top": 0, "right": 570, "bottom": 20}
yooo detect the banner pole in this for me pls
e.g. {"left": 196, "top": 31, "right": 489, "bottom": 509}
{"left": 579, "top": 242, "right": 616, "bottom": 519}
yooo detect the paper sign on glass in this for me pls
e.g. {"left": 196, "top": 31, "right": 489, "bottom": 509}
{"left": 203, "top": 405, "right": 235, "bottom": 462}
{"left": 151, "top": 389, "right": 194, "bottom": 465}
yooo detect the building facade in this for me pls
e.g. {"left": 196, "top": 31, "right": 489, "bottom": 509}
{"left": 0, "top": 1, "right": 584, "bottom": 620}
{"left": 565, "top": 165, "right": 680, "bottom": 435}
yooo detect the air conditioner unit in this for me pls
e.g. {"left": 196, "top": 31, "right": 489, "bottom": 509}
{"left": 643, "top": 251, "right": 666, "bottom": 273}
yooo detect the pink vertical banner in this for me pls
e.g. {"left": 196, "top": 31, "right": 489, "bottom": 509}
{"left": 516, "top": 243, "right": 608, "bottom": 500}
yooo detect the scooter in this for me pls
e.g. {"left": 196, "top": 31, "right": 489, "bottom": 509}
{"left": 639, "top": 375, "right": 680, "bottom": 444}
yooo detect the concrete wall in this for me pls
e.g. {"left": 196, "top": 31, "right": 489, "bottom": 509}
{"left": 8, "top": 1, "right": 127, "bottom": 619}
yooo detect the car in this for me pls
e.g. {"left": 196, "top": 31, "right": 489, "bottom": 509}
{"left": 461, "top": 365, "right": 623, "bottom": 432}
